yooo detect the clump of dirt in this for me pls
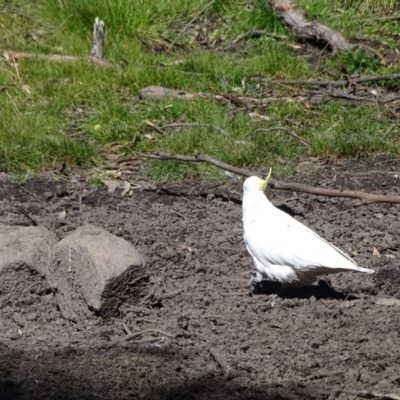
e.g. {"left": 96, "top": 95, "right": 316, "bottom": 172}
{"left": 1, "top": 159, "right": 400, "bottom": 400}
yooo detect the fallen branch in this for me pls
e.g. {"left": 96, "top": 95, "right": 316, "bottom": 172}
{"left": 256, "top": 73, "right": 400, "bottom": 88}
{"left": 139, "top": 151, "right": 400, "bottom": 205}
{"left": 4, "top": 17, "right": 110, "bottom": 67}
{"left": 271, "top": 0, "right": 353, "bottom": 54}
{"left": 108, "top": 328, "right": 176, "bottom": 348}
{"left": 144, "top": 119, "right": 167, "bottom": 135}
{"left": 328, "top": 90, "right": 400, "bottom": 104}
{"left": 3, "top": 51, "right": 111, "bottom": 67}
{"left": 209, "top": 347, "right": 234, "bottom": 379}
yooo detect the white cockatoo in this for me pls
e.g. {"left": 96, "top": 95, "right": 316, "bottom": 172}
{"left": 242, "top": 169, "right": 374, "bottom": 287}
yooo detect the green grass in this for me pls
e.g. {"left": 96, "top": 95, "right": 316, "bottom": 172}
{"left": 0, "top": 0, "right": 399, "bottom": 182}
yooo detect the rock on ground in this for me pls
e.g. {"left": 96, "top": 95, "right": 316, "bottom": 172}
{"left": 0, "top": 225, "right": 57, "bottom": 302}
{"left": 51, "top": 224, "right": 147, "bottom": 321}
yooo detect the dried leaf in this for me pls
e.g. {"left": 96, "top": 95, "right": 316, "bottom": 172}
{"left": 102, "top": 179, "right": 118, "bottom": 193}
{"left": 178, "top": 243, "right": 193, "bottom": 253}
{"left": 372, "top": 297, "right": 400, "bottom": 307}
{"left": 58, "top": 210, "right": 67, "bottom": 220}
{"left": 348, "top": 245, "right": 358, "bottom": 256}
{"left": 144, "top": 119, "right": 157, "bottom": 128}
{"left": 105, "top": 154, "right": 121, "bottom": 162}
{"left": 373, "top": 247, "right": 381, "bottom": 257}
{"left": 375, "top": 212, "right": 384, "bottom": 219}
{"left": 249, "top": 112, "right": 270, "bottom": 121}
{"left": 120, "top": 180, "right": 131, "bottom": 197}
{"left": 144, "top": 133, "right": 155, "bottom": 140}
{"left": 21, "top": 84, "right": 31, "bottom": 96}
{"left": 342, "top": 300, "right": 353, "bottom": 309}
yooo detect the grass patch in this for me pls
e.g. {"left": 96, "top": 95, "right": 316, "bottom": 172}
{"left": 0, "top": 0, "right": 399, "bottom": 182}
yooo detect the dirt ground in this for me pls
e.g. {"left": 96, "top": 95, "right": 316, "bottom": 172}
{"left": 1, "top": 159, "right": 400, "bottom": 400}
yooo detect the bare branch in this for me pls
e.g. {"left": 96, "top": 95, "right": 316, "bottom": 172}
{"left": 139, "top": 151, "right": 400, "bottom": 205}
{"left": 257, "top": 73, "right": 400, "bottom": 88}
{"left": 271, "top": 0, "right": 353, "bottom": 53}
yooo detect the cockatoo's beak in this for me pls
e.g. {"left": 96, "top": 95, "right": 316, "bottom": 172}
{"left": 259, "top": 168, "right": 272, "bottom": 191}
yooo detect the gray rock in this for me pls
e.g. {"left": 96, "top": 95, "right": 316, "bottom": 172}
{"left": 0, "top": 225, "right": 57, "bottom": 301}
{"left": 52, "top": 224, "right": 147, "bottom": 321}
{"left": 138, "top": 85, "right": 196, "bottom": 100}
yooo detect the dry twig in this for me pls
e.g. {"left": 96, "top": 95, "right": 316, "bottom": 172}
{"left": 4, "top": 51, "right": 111, "bottom": 67}
{"left": 257, "top": 73, "right": 400, "bottom": 88}
{"left": 209, "top": 347, "right": 234, "bottom": 379}
{"left": 123, "top": 328, "right": 176, "bottom": 341}
{"left": 139, "top": 151, "right": 400, "bottom": 205}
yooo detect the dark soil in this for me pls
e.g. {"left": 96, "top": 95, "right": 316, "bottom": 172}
{"left": 1, "top": 159, "right": 400, "bottom": 400}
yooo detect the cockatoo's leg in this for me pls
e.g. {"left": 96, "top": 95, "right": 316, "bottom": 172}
{"left": 247, "top": 272, "right": 263, "bottom": 287}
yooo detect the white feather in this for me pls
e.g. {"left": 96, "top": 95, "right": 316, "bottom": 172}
{"left": 242, "top": 176, "right": 374, "bottom": 286}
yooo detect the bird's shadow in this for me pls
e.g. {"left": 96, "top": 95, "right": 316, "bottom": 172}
{"left": 252, "top": 279, "right": 359, "bottom": 301}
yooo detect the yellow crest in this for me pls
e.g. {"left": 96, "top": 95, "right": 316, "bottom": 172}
{"left": 257, "top": 168, "right": 272, "bottom": 191}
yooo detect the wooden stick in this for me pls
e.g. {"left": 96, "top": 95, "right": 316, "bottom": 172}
{"left": 4, "top": 51, "right": 111, "bottom": 67}
{"left": 138, "top": 151, "right": 400, "bottom": 205}
{"left": 91, "top": 17, "right": 105, "bottom": 59}
{"left": 209, "top": 347, "right": 234, "bottom": 379}
{"left": 271, "top": 0, "right": 353, "bottom": 54}
{"left": 256, "top": 73, "right": 400, "bottom": 88}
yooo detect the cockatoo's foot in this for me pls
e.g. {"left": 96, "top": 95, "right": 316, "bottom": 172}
{"left": 318, "top": 279, "right": 334, "bottom": 290}
{"left": 247, "top": 272, "right": 264, "bottom": 288}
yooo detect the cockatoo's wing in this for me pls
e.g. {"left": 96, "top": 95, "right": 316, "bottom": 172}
{"left": 244, "top": 205, "right": 373, "bottom": 275}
